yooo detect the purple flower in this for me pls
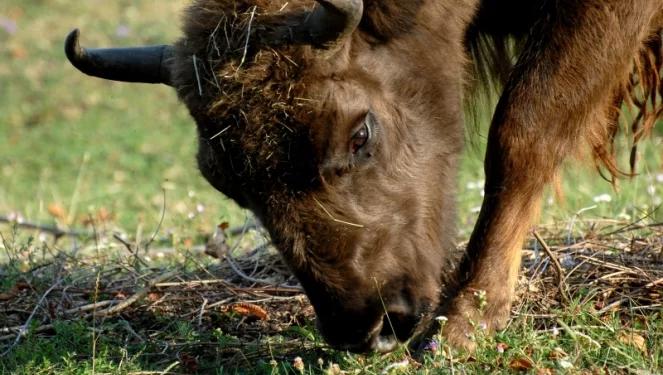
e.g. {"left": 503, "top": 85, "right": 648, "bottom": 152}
{"left": 0, "top": 16, "right": 17, "bottom": 35}
{"left": 423, "top": 339, "right": 439, "bottom": 353}
{"left": 115, "top": 24, "right": 131, "bottom": 38}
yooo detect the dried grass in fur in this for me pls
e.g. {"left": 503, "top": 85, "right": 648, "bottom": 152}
{"left": 175, "top": 0, "right": 318, "bottom": 178}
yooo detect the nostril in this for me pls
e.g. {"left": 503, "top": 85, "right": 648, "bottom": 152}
{"left": 381, "top": 311, "right": 419, "bottom": 342}
{"left": 380, "top": 313, "right": 396, "bottom": 337}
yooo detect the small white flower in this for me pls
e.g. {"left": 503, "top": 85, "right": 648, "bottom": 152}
{"left": 435, "top": 316, "right": 448, "bottom": 322}
{"left": 593, "top": 194, "right": 612, "bottom": 203}
{"left": 617, "top": 212, "right": 632, "bottom": 221}
{"left": 647, "top": 185, "right": 656, "bottom": 195}
{"left": 558, "top": 359, "right": 573, "bottom": 369}
{"left": 196, "top": 204, "right": 205, "bottom": 213}
{"left": 8, "top": 211, "right": 25, "bottom": 224}
{"left": 552, "top": 326, "right": 559, "bottom": 337}
{"left": 656, "top": 173, "right": 663, "bottom": 183}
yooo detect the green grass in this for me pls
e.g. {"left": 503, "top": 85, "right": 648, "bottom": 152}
{"left": 1, "top": 0, "right": 662, "bottom": 374}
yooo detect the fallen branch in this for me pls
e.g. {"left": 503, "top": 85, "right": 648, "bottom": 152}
{"left": 93, "top": 272, "right": 177, "bottom": 317}
{"left": 0, "top": 215, "right": 92, "bottom": 238}
{"left": 64, "top": 300, "right": 117, "bottom": 315}
{"left": 0, "top": 324, "right": 54, "bottom": 342}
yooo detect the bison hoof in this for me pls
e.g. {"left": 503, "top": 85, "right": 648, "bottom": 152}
{"left": 443, "top": 289, "right": 512, "bottom": 349}
{"left": 413, "top": 289, "right": 513, "bottom": 355}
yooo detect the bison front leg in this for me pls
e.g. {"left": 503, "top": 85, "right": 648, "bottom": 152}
{"left": 443, "top": 1, "right": 662, "bottom": 350}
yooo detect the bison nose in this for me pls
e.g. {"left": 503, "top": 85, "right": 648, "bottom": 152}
{"left": 369, "top": 308, "right": 421, "bottom": 353}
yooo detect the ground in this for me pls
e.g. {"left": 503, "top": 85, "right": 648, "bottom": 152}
{"left": 1, "top": 1, "right": 662, "bottom": 374}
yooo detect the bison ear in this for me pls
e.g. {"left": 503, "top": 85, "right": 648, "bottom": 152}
{"left": 65, "top": 29, "right": 174, "bottom": 86}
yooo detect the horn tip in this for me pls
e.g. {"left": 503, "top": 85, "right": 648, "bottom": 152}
{"left": 65, "top": 28, "right": 83, "bottom": 62}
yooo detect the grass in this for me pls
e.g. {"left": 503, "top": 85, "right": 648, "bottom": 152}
{"left": 1, "top": 0, "right": 663, "bottom": 374}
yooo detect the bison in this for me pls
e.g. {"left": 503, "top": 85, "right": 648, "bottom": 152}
{"left": 65, "top": 0, "right": 663, "bottom": 353}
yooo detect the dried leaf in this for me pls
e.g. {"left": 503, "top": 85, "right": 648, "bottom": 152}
{"left": 96, "top": 207, "right": 113, "bottom": 222}
{"left": 0, "top": 282, "right": 29, "bottom": 301}
{"left": 179, "top": 352, "right": 198, "bottom": 373}
{"left": 47, "top": 203, "right": 66, "bottom": 220}
{"left": 114, "top": 291, "right": 128, "bottom": 300}
{"left": 11, "top": 46, "right": 27, "bottom": 59}
{"left": 147, "top": 292, "right": 162, "bottom": 302}
{"left": 0, "top": 291, "right": 16, "bottom": 301}
{"left": 548, "top": 347, "right": 567, "bottom": 360}
{"left": 618, "top": 332, "right": 648, "bottom": 354}
{"left": 205, "top": 224, "right": 230, "bottom": 258}
{"left": 232, "top": 303, "right": 269, "bottom": 320}
{"left": 509, "top": 357, "right": 534, "bottom": 372}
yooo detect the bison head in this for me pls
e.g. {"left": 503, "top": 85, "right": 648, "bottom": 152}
{"left": 66, "top": 0, "right": 473, "bottom": 352}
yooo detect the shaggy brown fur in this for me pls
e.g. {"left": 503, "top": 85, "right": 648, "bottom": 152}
{"left": 163, "top": 0, "right": 663, "bottom": 352}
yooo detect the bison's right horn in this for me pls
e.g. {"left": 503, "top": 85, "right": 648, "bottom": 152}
{"left": 65, "top": 29, "right": 174, "bottom": 86}
{"left": 302, "top": 0, "right": 364, "bottom": 52}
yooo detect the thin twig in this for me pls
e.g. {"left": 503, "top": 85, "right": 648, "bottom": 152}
{"left": 198, "top": 298, "right": 209, "bottom": 326}
{"left": 224, "top": 253, "right": 282, "bottom": 286}
{"left": 0, "top": 324, "right": 54, "bottom": 342}
{"left": 532, "top": 230, "right": 570, "bottom": 304}
{"left": 113, "top": 234, "right": 150, "bottom": 268}
{"left": 64, "top": 300, "right": 116, "bottom": 315}
{"left": 1, "top": 279, "right": 62, "bottom": 356}
{"left": 145, "top": 188, "right": 167, "bottom": 253}
{"left": 0, "top": 215, "right": 92, "bottom": 238}
{"left": 644, "top": 277, "right": 663, "bottom": 288}
{"left": 94, "top": 272, "right": 177, "bottom": 317}
{"left": 596, "top": 298, "right": 626, "bottom": 315}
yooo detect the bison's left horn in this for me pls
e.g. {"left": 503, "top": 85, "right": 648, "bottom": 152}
{"left": 65, "top": 29, "right": 174, "bottom": 86}
{"left": 301, "top": 0, "right": 363, "bottom": 53}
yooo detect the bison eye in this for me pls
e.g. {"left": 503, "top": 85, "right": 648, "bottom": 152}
{"left": 350, "top": 114, "right": 373, "bottom": 154}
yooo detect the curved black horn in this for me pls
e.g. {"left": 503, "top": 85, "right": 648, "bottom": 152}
{"left": 65, "top": 29, "right": 174, "bottom": 86}
{"left": 297, "top": 0, "right": 363, "bottom": 52}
